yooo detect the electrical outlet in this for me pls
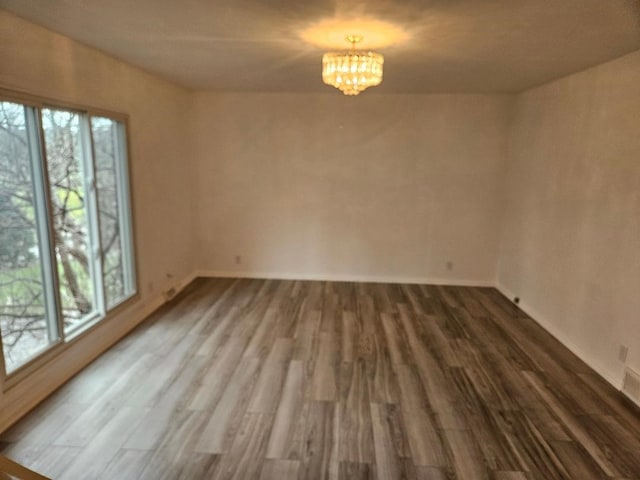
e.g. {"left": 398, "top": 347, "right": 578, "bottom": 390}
{"left": 619, "top": 345, "right": 629, "bottom": 363}
{"left": 235, "top": 255, "right": 242, "bottom": 265}
{"left": 446, "top": 261, "right": 454, "bottom": 271}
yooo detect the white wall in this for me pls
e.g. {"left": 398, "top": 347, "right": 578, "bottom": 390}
{"left": 498, "top": 50, "right": 640, "bottom": 387}
{"left": 0, "top": 11, "right": 196, "bottom": 430}
{"left": 194, "top": 92, "right": 512, "bottom": 285}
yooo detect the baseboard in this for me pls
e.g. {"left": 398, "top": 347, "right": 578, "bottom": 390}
{"left": 0, "top": 272, "right": 197, "bottom": 434}
{"left": 196, "top": 270, "right": 496, "bottom": 287}
{"left": 163, "top": 272, "right": 198, "bottom": 300}
{"left": 495, "top": 281, "right": 622, "bottom": 390}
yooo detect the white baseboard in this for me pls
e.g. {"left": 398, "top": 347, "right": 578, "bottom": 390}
{"left": 196, "top": 270, "right": 496, "bottom": 287}
{"left": 164, "top": 272, "right": 198, "bottom": 298}
{"left": 0, "top": 271, "right": 197, "bottom": 434}
{"left": 495, "top": 281, "right": 622, "bottom": 390}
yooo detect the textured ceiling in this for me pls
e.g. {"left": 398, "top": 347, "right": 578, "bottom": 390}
{"left": 1, "top": 0, "right": 640, "bottom": 93}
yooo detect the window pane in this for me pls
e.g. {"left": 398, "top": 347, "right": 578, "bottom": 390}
{"left": 92, "top": 117, "right": 134, "bottom": 309}
{"left": 42, "top": 108, "right": 96, "bottom": 331}
{"left": 0, "top": 102, "right": 53, "bottom": 372}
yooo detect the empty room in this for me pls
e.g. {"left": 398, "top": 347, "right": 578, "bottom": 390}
{"left": 0, "top": 1, "right": 639, "bottom": 479}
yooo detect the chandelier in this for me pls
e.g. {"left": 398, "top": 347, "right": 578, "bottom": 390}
{"left": 322, "top": 35, "right": 384, "bottom": 95}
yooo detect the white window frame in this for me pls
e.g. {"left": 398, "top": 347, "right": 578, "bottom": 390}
{"left": 0, "top": 89, "right": 138, "bottom": 385}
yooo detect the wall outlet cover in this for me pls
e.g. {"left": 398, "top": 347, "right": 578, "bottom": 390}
{"left": 618, "top": 345, "right": 629, "bottom": 363}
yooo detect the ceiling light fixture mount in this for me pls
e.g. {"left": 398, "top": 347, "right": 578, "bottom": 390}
{"left": 322, "top": 34, "right": 384, "bottom": 96}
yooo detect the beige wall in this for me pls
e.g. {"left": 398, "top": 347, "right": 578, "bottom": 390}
{"left": 498, "top": 50, "right": 640, "bottom": 387}
{"left": 0, "top": 11, "right": 196, "bottom": 430}
{"left": 194, "top": 92, "right": 512, "bottom": 284}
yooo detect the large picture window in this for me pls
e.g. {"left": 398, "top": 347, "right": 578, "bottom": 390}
{"left": 0, "top": 97, "right": 135, "bottom": 375}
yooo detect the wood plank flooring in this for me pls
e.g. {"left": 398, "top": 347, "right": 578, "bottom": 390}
{"left": 1, "top": 278, "right": 639, "bottom": 479}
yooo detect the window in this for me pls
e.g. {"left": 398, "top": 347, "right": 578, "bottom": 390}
{"left": 91, "top": 117, "right": 135, "bottom": 310}
{"left": 0, "top": 96, "right": 135, "bottom": 375}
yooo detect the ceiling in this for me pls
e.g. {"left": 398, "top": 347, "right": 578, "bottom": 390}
{"left": 2, "top": 0, "right": 640, "bottom": 93}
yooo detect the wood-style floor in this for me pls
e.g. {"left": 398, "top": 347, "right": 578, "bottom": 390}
{"left": 1, "top": 278, "right": 639, "bottom": 479}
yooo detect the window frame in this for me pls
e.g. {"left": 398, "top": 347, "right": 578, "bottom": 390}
{"left": 0, "top": 88, "right": 139, "bottom": 388}
{"left": 89, "top": 116, "right": 137, "bottom": 313}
